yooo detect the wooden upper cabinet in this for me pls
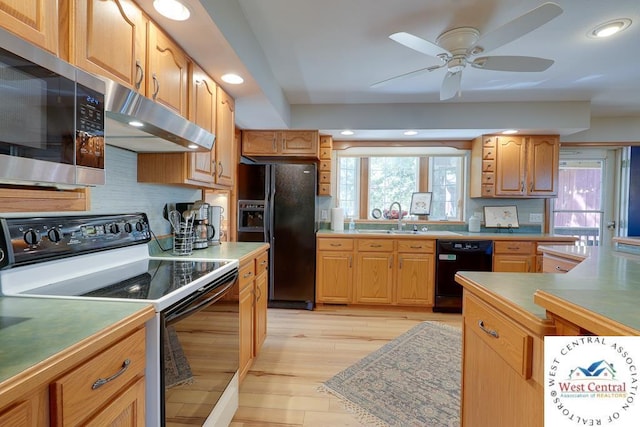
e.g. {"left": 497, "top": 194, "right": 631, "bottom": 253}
{"left": 147, "top": 22, "right": 189, "bottom": 116}
{"left": 188, "top": 63, "right": 217, "bottom": 185}
{"left": 281, "top": 131, "right": 318, "bottom": 155}
{"left": 215, "top": 86, "right": 236, "bottom": 187}
{"left": 73, "top": 0, "right": 147, "bottom": 91}
{"left": 242, "top": 130, "right": 319, "bottom": 158}
{"left": 0, "top": 0, "right": 59, "bottom": 54}
{"left": 527, "top": 135, "right": 559, "bottom": 196}
{"left": 495, "top": 136, "right": 527, "bottom": 196}
{"left": 470, "top": 134, "right": 559, "bottom": 198}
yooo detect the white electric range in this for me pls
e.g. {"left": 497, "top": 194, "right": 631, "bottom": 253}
{"left": 0, "top": 213, "right": 240, "bottom": 426}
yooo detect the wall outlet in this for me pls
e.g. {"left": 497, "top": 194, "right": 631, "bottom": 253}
{"left": 321, "top": 209, "right": 329, "bottom": 220}
{"left": 529, "top": 213, "right": 543, "bottom": 223}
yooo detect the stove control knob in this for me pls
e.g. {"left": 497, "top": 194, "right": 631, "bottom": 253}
{"left": 24, "top": 229, "right": 40, "bottom": 245}
{"left": 124, "top": 222, "right": 133, "bottom": 233}
{"left": 109, "top": 223, "right": 120, "bottom": 234}
{"left": 47, "top": 228, "right": 63, "bottom": 243}
{"left": 135, "top": 221, "right": 145, "bottom": 232}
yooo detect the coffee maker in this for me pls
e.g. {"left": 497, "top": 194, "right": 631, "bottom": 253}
{"left": 207, "top": 205, "right": 223, "bottom": 246}
{"left": 192, "top": 201, "right": 212, "bottom": 249}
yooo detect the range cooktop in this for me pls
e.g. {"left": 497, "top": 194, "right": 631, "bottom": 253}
{"left": 23, "top": 258, "right": 232, "bottom": 301}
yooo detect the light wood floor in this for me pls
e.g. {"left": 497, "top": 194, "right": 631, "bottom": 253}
{"left": 230, "top": 306, "right": 462, "bottom": 426}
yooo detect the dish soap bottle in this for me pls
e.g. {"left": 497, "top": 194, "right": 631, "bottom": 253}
{"left": 349, "top": 217, "right": 356, "bottom": 232}
{"left": 469, "top": 213, "right": 481, "bottom": 233}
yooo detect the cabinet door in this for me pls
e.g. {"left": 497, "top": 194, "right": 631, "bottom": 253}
{"left": 396, "top": 253, "right": 435, "bottom": 306}
{"left": 188, "top": 65, "right": 216, "bottom": 184}
{"left": 215, "top": 87, "right": 236, "bottom": 187}
{"left": 527, "top": 136, "right": 559, "bottom": 196}
{"left": 316, "top": 251, "right": 352, "bottom": 303}
{"left": 355, "top": 252, "right": 393, "bottom": 304}
{"left": 254, "top": 271, "right": 268, "bottom": 355}
{"left": 147, "top": 22, "right": 188, "bottom": 116}
{"left": 0, "top": 0, "right": 58, "bottom": 54}
{"left": 84, "top": 377, "right": 145, "bottom": 426}
{"left": 74, "top": 0, "right": 146, "bottom": 91}
{"left": 493, "top": 255, "right": 535, "bottom": 272}
{"left": 242, "top": 131, "right": 279, "bottom": 155}
{"left": 280, "top": 131, "right": 318, "bottom": 155}
{"left": 495, "top": 136, "right": 526, "bottom": 196}
{"left": 239, "top": 283, "right": 254, "bottom": 382}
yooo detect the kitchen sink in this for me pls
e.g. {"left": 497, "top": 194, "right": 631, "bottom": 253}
{"left": 356, "top": 229, "right": 462, "bottom": 236}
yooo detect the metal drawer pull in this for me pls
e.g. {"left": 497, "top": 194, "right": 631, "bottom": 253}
{"left": 478, "top": 320, "right": 499, "bottom": 338}
{"left": 556, "top": 265, "right": 569, "bottom": 273}
{"left": 330, "top": 243, "right": 342, "bottom": 247}
{"left": 410, "top": 245, "right": 422, "bottom": 249}
{"left": 370, "top": 244, "right": 382, "bottom": 248}
{"left": 243, "top": 271, "right": 253, "bottom": 279}
{"left": 92, "top": 359, "right": 131, "bottom": 390}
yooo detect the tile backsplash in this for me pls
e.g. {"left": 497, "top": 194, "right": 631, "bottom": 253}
{"left": 85, "top": 146, "right": 201, "bottom": 236}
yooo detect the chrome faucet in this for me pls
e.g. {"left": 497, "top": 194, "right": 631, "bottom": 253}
{"left": 388, "top": 201, "right": 403, "bottom": 230}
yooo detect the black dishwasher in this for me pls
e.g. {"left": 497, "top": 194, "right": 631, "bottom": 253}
{"left": 435, "top": 240, "right": 493, "bottom": 313}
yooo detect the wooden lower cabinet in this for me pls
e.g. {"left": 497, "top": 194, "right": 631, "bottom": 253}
{"left": 462, "top": 292, "right": 549, "bottom": 427}
{"left": 316, "top": 236, "right": 435, "bottom": 307}
{"left": 396, "top": 240, "right": 435, "bottom": 306}
{"left": 238, "top": 247, "right": 269, "bottom": 382}
{"left": 50, "top": 328, "right": 146, "bottom": 426}
{"left": 493, "top": 240, "right": 536, "bottom": 272}
{"left": 316, "top": 238, "right": 354, "bottom": 303}
{"left": 0, "top": 389, "right": 48, "bottom": 427}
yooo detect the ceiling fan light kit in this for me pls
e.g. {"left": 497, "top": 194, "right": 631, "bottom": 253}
{"left": 376, "top": 2, "right": 564, "bottom": 101}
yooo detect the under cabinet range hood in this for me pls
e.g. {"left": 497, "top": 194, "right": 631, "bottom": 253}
{"left": 103, "top": 79, "right": 215, "bottom": 153}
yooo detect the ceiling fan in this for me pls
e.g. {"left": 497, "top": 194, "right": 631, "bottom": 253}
{"left": 373, "top": 2, "right": 563, "bottom": 100}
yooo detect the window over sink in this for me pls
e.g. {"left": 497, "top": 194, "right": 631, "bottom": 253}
{"left": 336, "top": 147, "right": 466, "bottom": 221}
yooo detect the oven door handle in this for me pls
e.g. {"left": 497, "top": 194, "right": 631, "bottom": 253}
{"left": 164, "top": 276, "right": 236, "bottom": 325}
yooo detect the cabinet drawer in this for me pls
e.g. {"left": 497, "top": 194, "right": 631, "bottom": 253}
{"left": 239, "top": 261, "right": 256, "bottom": 289}
{"left": 481, "top": 173, "right": 494, "bottom": 184}
{"left": 357, "top": 239, "right": 393, "bottom": 251}
{"left": 542, "top": 254, "right": 579, "bottom": 273}
{"left": 256, "top": 251, "right": 269, "bottom": 275}
{"left": 397, "top": 239, "right": 434, "bottom": 253}
{"left": 483, "top": 137, "right": 496, "bottom": 148}
{"left": 482, "top": 148, "right": 495, "bottom": 160}
{"left": 319, "top": 147, "right": 332, "bottom": 159}
{"left": 494, "top": 241, "right": 535, "bottom": 254}
{"left": 319, "top": 171, "right": 331, "bottom": 183}
{"left": 464, "top": 293, "right": 533, "bottom": 379}
{"left": 318, "top": 238, "right": 354, "bottom": 251}
{"left": 319, "top": 160, "right": 331, "bottom": 171}
{"left": 482, "top": 160, "right": 495, "bottom": 172}
{"left": 50, "top": 328, "right": 146, "bottom": 426}
{"left": 318, "top": 183, "right": 331, "bottom": 195}
{"left": 481, "top": 185, "right": 495, "bottom": 197}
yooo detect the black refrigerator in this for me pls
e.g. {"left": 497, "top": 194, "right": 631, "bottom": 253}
{"left": 237, "top": 162, "right": 317, "bottom": 309}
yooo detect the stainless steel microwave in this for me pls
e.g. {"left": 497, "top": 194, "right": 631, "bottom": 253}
{"left": 0, "top": 27, "right": 105, "bottom": 187}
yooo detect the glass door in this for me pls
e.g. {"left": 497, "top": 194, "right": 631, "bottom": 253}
{"left": 551, "top": 148, "right": 621, "bottom": 246}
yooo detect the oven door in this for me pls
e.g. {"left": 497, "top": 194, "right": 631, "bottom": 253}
{"left": 161, "top": 268, "right": 239, "bottom": 426}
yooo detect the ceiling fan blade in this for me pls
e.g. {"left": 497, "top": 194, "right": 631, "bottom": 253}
{"left": 440, "top": 71, "right": 462, "bottom": 101}
{"left": 370, "top": 64, "right": 444, "bottom": 88}
{"left": 389, "top": 32, "right": 450, "bottom": 58}
{"left": 471, "top": 56, "right": 554, "bottom": 72}
{"left": 475, "top": 2, "right": 563, "bottom": 53}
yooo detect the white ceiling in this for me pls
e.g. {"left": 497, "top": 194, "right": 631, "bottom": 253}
{"left": 136, "top": 0, "right": 640, "bottom": 142}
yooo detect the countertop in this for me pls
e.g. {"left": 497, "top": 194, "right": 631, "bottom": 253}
{"left": 456, "top": 244, "right": 640, "bottom": 334}
{"left": 318, "top": 229, "right": 577, "bottom": 241}
{"left": 0, "top": 297, "right": 154, "bottom": 400}
{"left": 149, "top": 241, "right": 270, "bottom": 263}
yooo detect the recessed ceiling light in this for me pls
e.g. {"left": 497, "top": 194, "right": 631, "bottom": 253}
{"left": 588, "top": 19, "right": 632, "bottom": 38}
{"left": 340, "top": 130, "right": 354, "bottom": 136}
{"left": 153, "top": 0, "right": 191, "bottom": 21}
{"left": 128, "top": 120, "right": 144, "bottom": 128}
{"left": 221, "top": 73, "right": 244, "bottom": 84}
{"left": 404, "top": 130, "right": 418, "bottom": 136}
{"left": 502, "top": 129, "right": 518, "bottom": 135}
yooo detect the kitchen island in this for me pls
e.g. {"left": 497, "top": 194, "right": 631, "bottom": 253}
{"left": 455, "top": 243, "right": 640, "bottom": 427}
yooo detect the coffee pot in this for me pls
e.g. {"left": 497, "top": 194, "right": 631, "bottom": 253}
{"left": 207, "top": 206, "right": 224, "bottom": 246}
{"left": 192, "top": 201, "right": 213, "bottom": 250}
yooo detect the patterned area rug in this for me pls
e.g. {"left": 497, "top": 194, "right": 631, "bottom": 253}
{"left": 319, "top": 321, "right": 461, "bottom": 426}
{"left": 164, "top": 325, "right": 194, "bottom": 388}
